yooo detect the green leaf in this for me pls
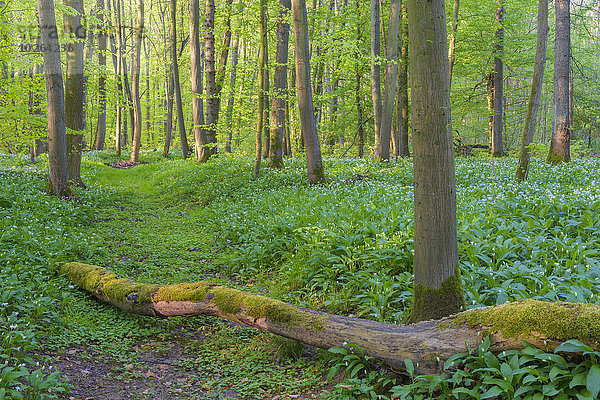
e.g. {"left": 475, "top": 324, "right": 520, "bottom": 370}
{"left": 452, "top": 387, "right": 480, "bottom": 399}
{"left": 481, "top": 386, "right": 503, "bottom": 399}
{"left": 483, "top": 351, "right": 501, "bottom": 370}
{"left": 570, "top": 372, "right": 587, "bottom": 388}
{"left": 586, "top": 365, "right": 600, "bottom": 398}
{"left": 404, "top": 359, "right": 415, "bottom": 377}
{"left": 555, "top": 340, "right": 594, "bottom": 354}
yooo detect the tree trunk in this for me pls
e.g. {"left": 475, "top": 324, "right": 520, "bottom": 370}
{"left": 269, "top": 0, "right": 291, "bottom": 169}
{"left": 405, "top": 0, "right": 464, "bottom": 324}
{"left": 292, "top": 0, "right": 325, "bottom": 184}
{"left": 114, "top": 0, "right": 123, "bottom": 155}
{"left": 94, "top": 0, "right": 107, "bottom": 150}
{"left": 254, "top": 0, "right": 267, "bottom": 177}
{"left": 515, "top": 0, "right": 549, "bottom": 181}
{"left": 63, "top": 0, "right": 86, "bottom": 188}
{"left": 262, "top": 51, "right": 271, "bottom": 160}
{"left": 163, "top": 70, "right": 174, "bottom": 157}
{"left": 61, "top": 262, "right": 600, "bottom": 376}
{"left": 225, "top": 32, "right": 240, "bottom": 153}
{"left": 491, "top": 1, "right": 504, "bottom": 157}
{"left": 448, "top": 0, "right": 459, "bottom": 85}
{"left": 547, "top": 0, "right": 571, "bottom": 164}
{"left": 370, "top": 0, "right": 382, "bottom": 158}
{"left": 200, "top": 0, "right": 219, "bottom": 162}
{"left": 399, "top": 1, "right": 410, "bottom": 158}
{"left": 190, "top": 0, "right": 206, "bottom": 161}
{"left": 130, "top": 0, "right": 144, "bottom": 162}
{"left": 375, "top": 0, "right": 400, "bottom": 162}
{"left": 37, "top": 0, "right": 69, "bottom": 196}
{"left": 170, "top": 0, "right": 188, "bottom": 159}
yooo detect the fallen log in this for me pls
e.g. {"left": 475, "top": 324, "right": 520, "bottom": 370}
{"left": 60, "top": 262, "right": 600, "bottom": 375}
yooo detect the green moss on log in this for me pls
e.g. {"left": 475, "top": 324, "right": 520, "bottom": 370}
{"left": 405, "top": 267, "right": 465, "bottom": 324}
{"left": 456, "top": 299, "right": 600, "bottom": 347}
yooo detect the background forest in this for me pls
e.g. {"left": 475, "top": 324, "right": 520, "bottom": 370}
{"left": 2, "top": 0, "right": 600, "bottom": 400}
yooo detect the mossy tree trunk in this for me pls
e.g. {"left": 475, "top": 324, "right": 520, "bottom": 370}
{"left": 61, "top": 263, "right": 600, "bottom": 376}
{"left": 515, "top": 0, "right": 548, "bottom": 181}
{"left": 405, "top": 0, "right": 464, "bottom": 324}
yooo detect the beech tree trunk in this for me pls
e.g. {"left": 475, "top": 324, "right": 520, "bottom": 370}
{"left": 114, "top": 0, "right": 123, "bottom": 155}
{"left": 225, "top": 32, "right": 240, "bottom": 154}
{"left": 491, "top": 1, "right": 504, "bottom": 157}
{"left": 370, "top": 0, "right": 382, "bottom": 157}
{"left": 61, "top": 262, "right": 600, "bottom": 376}
{"left": 64, "top": 0, "right": 86, "bottom": 188}
{"left": 200, "top": 0, "right": 219, "bottom": 162}
{"left": 254, "top": 0, "right": 267, "bottom": 177}
{"left": 406, "top": 0, "right": 464, "bottom": 324}
{"left": 38, "top": 0, "right": 69, "bottom": 196}
{"left": 190, "top": 0, "right": 206, "bottom": 161}
{"left": 94, "top": 0, "right": 107, "bottom": 151}
{"left": 448, "top": 0, "right": 459, "bottom": 84}
{"left": 399, "top": 1, "right": 410, "bottom": 158}
{"left": 269, "top": 0, "right": 291, "bottom": 169}
{"left": 547, "top": 0, "right": 571, "bottom": 164}
{"left": 515, "top": 0, "right": 549, "bottom": 181}
{"left": 129, "top": 0, "right": 144, "bottom": 162}
{"left": 170, "top": 0, "right": 189, "bottom": 159}
{"left": 376, "top": 0, "right": 401, "bottom": 162}
{"left": 292, "top": 0, "right": 325, "bottom": 184}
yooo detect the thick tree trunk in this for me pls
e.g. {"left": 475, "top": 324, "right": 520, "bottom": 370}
{"left": 190, "top": 0, "right": 206, "bottom": 161}
{"left": 129, "top": 0, "right": 144, "bottom": 162}
{"left": 448, "top": 0, "right": 459, "bottom": 84}
{"left": 292, "top": 0, "right": 325, "bottom": 184}
{"left": 516, "top": 0, "right": 549, "bottom": 181}
{"left": 94, "top": 0, "right": 107, "bottom": 151}
{"left": 61, "top": 262, "right": 600, "bottom": 376}
{"left": 170, "top": 0, "right": 188, "bottom": 159}
{"left": 38, "top": 0, "right": 69, "bottom": 196}
{"left": 547, "top": 0, "right": 571, "bottom": 164}
{"left": 399, "top": 1, "right": 410, "bottom": 158}
{"left": 491, "top": 1, "right": 504, "bottom": 157}
{"left": 370, "top": 0, "right": 382, "bottom": 157}
{"left": 268, "top": 0, "right": 291, "bottom": 169}
{"left": 376, "top": 0, "right": 400, "bottom": 162}
{"left": 64, "top": 0, "right": 86, "bottom": 188}
{"left": 406, "top": 0, "right": 463, "bottom": 323}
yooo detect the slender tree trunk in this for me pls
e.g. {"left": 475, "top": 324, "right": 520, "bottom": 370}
{"left": 225, "top": 32, "right": 240, "bottom": 153}
{"left": 200, "top": 0, "right": 218, "bottom": 161}
{"left": 190, "top": 0, "right": 206, "bottom": 161}
{"left": 37, "top": 0, "right": 69, "bottom": 196}
{"left": 516, "top": 0, "right": 548, "bottom": 181}
{"left": 405, "top": 0, "right": 464, "bottom": 324}
{"left": 130, "top": 0, "right": 143, "bottom": 162}
{"left": 262, "top": 49, "right": 271, "bottom": 159}
{"left": 375, "top": 0, "right": 400, "bottom": 162}
{"left": 399, "top": 1, "right": 409, "bottom": 157}
{"left": 448, "top": 0, "right": 459, "bottom": 84}
{"left": 370, "top": 0, "right": 382, "bottom": 156}
{"left": 94, "top": 0, "right": 107, "bottom": 150}
{"left": 292, "top": 0, "right": 325, "bottom": 184}
{"left": 214, "top": 0, "right": 233, "bottom": 117}
{"left": 254, "top": 0, "right": 267, "bottom": 177}
{"left": 64, "top": 0, "right": 86, "bottom": 187}
{"left": 491, "top": 1, "right": 504, "bottom": 157}
{"left": 170, "top": 0, "right": 188, "bottom": 158}
{"left": 114, "top": 0, "right": 123, "bottom": 155}
{"left": 547, "top": 0, "right": 571, "bottom": 164}
{"left": 269, "top": 0, "right": 291, "bottom": 168}
{"left": 163, "top": 70, "right": 174, "bottom": 157}
{"left": 355, "top": 0, "right": 364, "bottom": 159}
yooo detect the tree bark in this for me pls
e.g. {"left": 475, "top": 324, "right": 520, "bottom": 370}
{"left": 163, "top": 70, "right": 174, "bottom": 157}
{"left": 64, "top": 0, "right": 86, "bottom": 188}
{"left": 61, "top": 262, "right": 600, "bottom": 376}
{"left": 515, "top": 0, "right": 548, "bottom": 181}
{"left": 269, "top": 0, "right": 292, "bottom": 169}
{"left": 200, "top": 0, "right": 219, "bottom": 162}
{"left": 399, "top": 1, "right": 410, "bottom": 158}
{"left": 94, "top": 0, "right": 107, "bottom": 150}
{"left": 37, "top": 0, "right": 69, "bottom": 196}
{"left": 129, "top": 0, "right": 144, "bottom": 162}
{"left": 225, "top": 32, "right": 240, "bottom": 153}
{"left": 547, "top": 0, "right": 571, "bottom": 164}
{"left": 114, "top": 0, "right": 123, "bottom": 155}
{"left": 190, "top": 0, "right": 206, "bottom": 161}
{"left": 376, "top": 0, "right": 400, "bottom": 162}
{"left": 370, "top": 0, "right": 382, "bottom": 158}
{"left": 405, "top": 0, "right": 463, "bottom": 323}
{"left": 491, "top": 1, "right": 504, "bottom": 157}
{"left": 292, "top": 0, "right": 325, "bottom": 184}
{"left": 254, "top": 0, "right": 267, "bottom": 177}
{"left": 448, "top": 0, "right": 459, "bottom": 85}
{"left": 170, "top": 0, "right": 189, "bottom": 159}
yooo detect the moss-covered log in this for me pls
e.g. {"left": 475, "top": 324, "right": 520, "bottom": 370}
{"left": 60, "top": 262, "right": 600, "bottom": 375}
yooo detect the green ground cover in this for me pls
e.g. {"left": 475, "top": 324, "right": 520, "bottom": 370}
{"left": 2, "top": 151, "right": 600, "bottom": 399}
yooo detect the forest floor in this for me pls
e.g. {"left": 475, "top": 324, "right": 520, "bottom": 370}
{"left": 41, "top": 158, "right": 336, "bottom": 400}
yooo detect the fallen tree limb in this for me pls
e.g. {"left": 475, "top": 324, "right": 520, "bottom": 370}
{"left": 60, "top": 262, "right": 600, "bottom": 375}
